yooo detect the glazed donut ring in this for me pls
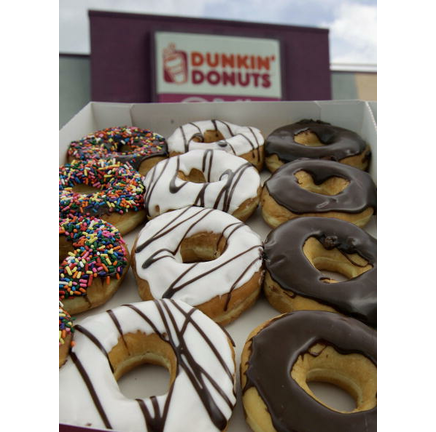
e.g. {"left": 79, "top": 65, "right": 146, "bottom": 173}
{"left": 241, "top": 311, "right": 377, "bottom": 432}
{"left": 265, "top": 119, "right": 371, "bottom": 173}
{"left": 59, "top": 216, "right": 130, "bottom": 315}
{"left": 67, "top": 126, "right": 168, "bottom": 176}
{"left": 261, "top": 159, "right": 377, "bottom": 228}
{"left": 59, "top": 302, "right": 74, "bottom": 368}
{"left": 143, "top": 149, "right": 261, "bottom": 221}
{"left": 167, "top": 119, "right": 264, "bottom": 170}
{"left": 59, "top": 158, "right": 146, "bottom": 235}
{"left": 263, "top": 217, "right": 377, "bottom": 327}
{"left": 59, "top": 299, "right": 236, "bottom": 432}
{"left": 132, "top": 206, "right": 264, "bottom": 326}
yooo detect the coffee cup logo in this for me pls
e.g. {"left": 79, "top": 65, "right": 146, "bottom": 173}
{"left": 163, "top": 43, "right": 188, "bottom": 84}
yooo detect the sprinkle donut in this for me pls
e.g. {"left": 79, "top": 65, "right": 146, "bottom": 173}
{"left": 167, "top": 119, "right": 264, "bottom": 170}
{"left": 59, "top": 216, "right": 130, "bottom": 315}
{"left": 59, "top": 302, "right": 74, "bottom": 368}
{"left": 261, "top": 159, "right": 377, "bottom": 228}
{"left": 263, "top": 217, "right": 377, "bottom": 327}
{"left": 132, "top": 207, "right": 264, "bottom": 326}
{"left": 59, "top": 158, "right": 146, "bottom": 235}
{"left": 67, "top": 126, "right": 168, "bottom": 176}
{"left": 241, "top": 311, "right": 377, "bottom": 432}
{"left": 143, "top": 149, "right": 261, "bottom": 221}
{"left": 59, "top": 299, "right": 237, "bottom": 432}
{"left": 265, "top": 119, "right": 371, "bottom": 172}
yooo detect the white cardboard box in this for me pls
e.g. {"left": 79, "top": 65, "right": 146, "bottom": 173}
{"left": 59, "top": 100, "right": 377, "bottom": 432}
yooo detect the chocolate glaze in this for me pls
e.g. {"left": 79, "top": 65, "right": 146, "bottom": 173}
{"left": 244, "top": 311, "right": 377, "bottom": 432}
{"left": 71, "top": 300, "right": 235, "bottom": 431}
{"left": 265, "top": 158, "right": 377, "bottom": 214}
{"left": 264, "top": 217, "right": 377, "bottom": 326}
{"left": 265, "top": 119, "right": 370, "bottom": 164}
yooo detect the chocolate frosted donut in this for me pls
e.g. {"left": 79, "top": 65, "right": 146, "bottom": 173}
{"left": 241, "top": 311, "right": 377, "bottom": 432}
{"left": 261, "top": 159, "right": 377, "bottom": 228}
{"left": 264, "top": 217, "right": 377, "bottom": 327}
{"left": 265, "top": 119, "right": 371, "bottom": 172}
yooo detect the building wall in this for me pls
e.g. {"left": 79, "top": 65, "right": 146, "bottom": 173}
{"left": 59, "top": 55, "right": 376, "bottom": 128}
{"left": 59, "top": 55, "right": 91, "bottom": 129}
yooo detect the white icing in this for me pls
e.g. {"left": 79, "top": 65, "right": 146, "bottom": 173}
{"left": 167, "top": 120, "right": 264, "bottom": 158}
{"left": 134, "top": 207, "right": 263, "bottom": 308}
{"left": 142, "top": 149, "right": 260, "bottom": 219}
{"left": 59, "top": 299, "right": 236, "bottom": 432}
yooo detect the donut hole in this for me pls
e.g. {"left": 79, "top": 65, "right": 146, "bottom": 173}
{"left": 307, "top": 382, "right": 356, "bottom": 412}
{"left": 294, "top": 170, "right": 349, "bottom": 195}
{"left": 294, "top": 130, "right": 325, "bottom": 147}
{"left": 179, "top": 232, "right": 227, "bottom": 263}
{"left": 177, "top": 169, "right": 207, "bottom": 184}
{"left": 71, "top": 183, "right": 101, "bottom": 194}
{"left": 291, "top": 342, "right": 377, "bottom": 413}
{"left": 59, "top": 235, "right": 75, "bottom": 263}
{"left": 197, "top": 129, "right": 226, "bottom": 143}
{"left": 303, "top": 237, "right": 373, "bottom": 283}
{"left": 110, "top": 332, "right": 177, "bottom": 399}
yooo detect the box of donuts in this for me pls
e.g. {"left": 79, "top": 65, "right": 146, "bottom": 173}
{"left": 59, "top": 100, "right": 377, "bottom": 432}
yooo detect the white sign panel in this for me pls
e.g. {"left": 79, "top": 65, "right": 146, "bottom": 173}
{"left": 155, "top": 32, "right": 282, "bottom": 102}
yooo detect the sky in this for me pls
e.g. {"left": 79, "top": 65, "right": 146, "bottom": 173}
{"left": 59, "top": 0, "right": 377, "bottom": 66}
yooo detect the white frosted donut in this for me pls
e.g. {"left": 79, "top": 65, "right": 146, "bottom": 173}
{"left": 132, "top": 207, "right": 264, "bottom": 325}
{"left": 143, "top": 149, "right": 261, "bottom": 221}
{"left": 59, "top": 299, "right": 236, "bottom": 432}
{"left": 167, "top": 120, "right": 264, "bottom": 170}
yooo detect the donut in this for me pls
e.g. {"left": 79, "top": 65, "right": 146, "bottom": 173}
{"left": 132, "top": 206, "right": 264, "bottom": 326}
{"left": 261, "top": 159, "right": 377, "bottom": 228}
{"left": 265, "top": 119, "right": 371, "bottom": 173}
{"left": 59, "top": 302, "right": 74, "bottom": 368}
{"left": 59, "top": 299, "right": 236, "bottom": 432}
{"left": 263, "top": 217, "right": 377, "bottom": 327}
{"left": 67, "top": 126, "right": 168, "bottom": 176}
{"left": 241, "top": 311, "right": 377, "bottom": 432}
{"left": 59, "top": 216, "right": 130, "bottom": 315}
{"left": 143, "top": 149, "right": 261, "bottom": 221}
{"left": 167, "top": 119, "right": 264, "bottom": 170}
{"left": 59, "top": 158, "right": 146, "bottom": 235}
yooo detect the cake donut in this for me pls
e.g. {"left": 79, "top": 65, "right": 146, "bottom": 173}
{"left": 59, "top": 158, "right": 146, "bottom": 235}
{"left": 241, "top": 311, "right": 377, "bottom": 432}
{"left": 264, "top": 217, "right": 377, "bottom": 327}
{"left": 261, "top": 159, "right": 377, "bottom": 228}
{"left": 167, "top": 119, "right": 264, "bottom": 170}
{"left": 67, "top": 126, "right": 168, "bottom": 176}
{"left": 59, "top": 299, "right": 236, "bottom": 432}
{"left": 143, "top": 149, "right": 261, "bottom": 221}
{"left": 132, "top": 206, "right": 264, "bottom": 326}
{"left": 265, "top": 119, "right": 371, "bottom": 173}
{"left": 59, "top": 216, "right": 130, "bottom": 315}
{"left": 59, "top": 302, "right": 74, "bottom": 368}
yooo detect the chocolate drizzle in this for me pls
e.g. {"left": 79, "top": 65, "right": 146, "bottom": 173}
{"left": 265, "top": 119, "right": 370, "bottom": 164}
{"left": 244, "top": 311, "right": 377, "bottom": 432}
{"left": 65, "top": 300, "right": 236, "bottom": 431}
{"left": 135, "top": 207, "right": 263, "bottom": 311}
{"left": 264, "top": 217, "right": 377, "bottom": 326}
{"left": 143, "top": 149, "right": 258, "bottom": 218}
{"left": 265, "top": 158, "right": 377, "bottom": 214}
{"left": 176, "top": 120, "right": 262, "bottom": 166}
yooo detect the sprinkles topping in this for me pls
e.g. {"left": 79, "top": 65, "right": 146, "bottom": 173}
{"left": 67, "top": 126, "right": 167, "bottom": 169}
{"left": 59, "top": 302, "right": 74, "bottom": 346}
{"left": 59, "top": 158, "right": 145, "bottom": 218}
{"left": 59, "top": 216, "right": 128, "bottom": 300}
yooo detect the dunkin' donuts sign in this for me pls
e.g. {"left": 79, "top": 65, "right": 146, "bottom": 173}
{"left": 155, "top": 32, "right": 282, "bottom": 102}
